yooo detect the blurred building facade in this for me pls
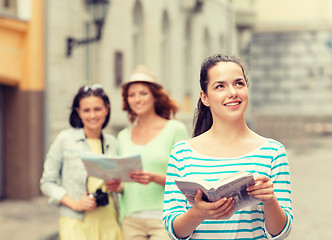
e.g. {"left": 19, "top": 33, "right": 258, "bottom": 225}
{"left": 244, "top": 0, "right": 332, "bottom": 146}
{"left": 0, "top": 0, "right": 45, "bottom": 199}
{"left": 0, "top": 0, "right": 257, "bottom": 199}
{"left": 46, "top": 0, "right": 241, "bottom": 141}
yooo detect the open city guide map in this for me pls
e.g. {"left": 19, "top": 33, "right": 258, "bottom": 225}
{"left": 80, "top": 152, "right": 142, "bottom": 182}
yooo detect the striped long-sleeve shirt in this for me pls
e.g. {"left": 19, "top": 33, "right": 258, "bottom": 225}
{"left": 163, "top": 139, "right": 293, "bottom": 240}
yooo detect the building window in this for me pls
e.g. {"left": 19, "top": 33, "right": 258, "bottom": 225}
{"left": 219, "top": 34, "right": 225, "bottom": 53}
{"left": 204, "top": 28, "right": 211, "bottom": 58}
{"left": 184, "top": 18, "right": 192, "bottom": 96}
{"left": 132, "top": 0, "right": 144, "bottom": 69}
{"left": 161, "top": 11, "right": 170, "bottom": 87}
{"left": 0, "top": 0, "right": 17, "bottom": 14}
{"left": 183, "top": 17, "right": 193, "bottom": 113}
{"left": 114, "top": 51, "right": 123, "bottom": 87}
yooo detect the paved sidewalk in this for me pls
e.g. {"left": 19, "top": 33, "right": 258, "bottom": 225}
{"left": 1, "top": 136, "right": 332, "bottom": 240}
{"left": 286, "top": 135, "right": 332, "bottom": 240}
{"left": 0, "top": 196, "right": 59, "bottom": 240}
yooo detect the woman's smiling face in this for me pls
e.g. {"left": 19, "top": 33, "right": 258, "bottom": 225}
{"left": 77, "top": 96, "right": 109, "bottom": 132}
{"left": 127, "top": 83, "right": 155, "bottom": 117}
{"left": 200, "top": 61, "right": 248, "bottom": 121}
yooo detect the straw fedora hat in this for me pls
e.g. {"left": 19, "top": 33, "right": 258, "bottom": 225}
{"left": 122, "top": 65, "right": 162, "bottom": 89}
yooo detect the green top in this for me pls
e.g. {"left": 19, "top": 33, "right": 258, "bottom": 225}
{"left": 117, "top": 119, "right": 189, "bottom": 221}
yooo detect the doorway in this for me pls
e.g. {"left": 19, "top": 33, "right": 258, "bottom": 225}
{"left": 0, "top": 85, "right": 4, "bottom": 199}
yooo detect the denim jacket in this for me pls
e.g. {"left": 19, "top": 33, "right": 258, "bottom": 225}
{"left": 40, "top": 128, "right": 117, "bottom": 220}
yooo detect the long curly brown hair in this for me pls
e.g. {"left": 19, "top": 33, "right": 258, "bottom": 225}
{"left": 122, "top": 82, "right": 179, "bottom": 123}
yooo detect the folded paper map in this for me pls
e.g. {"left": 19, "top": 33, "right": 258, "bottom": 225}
{"left": 80, "top": 152, "right": 142, "bottom": 182}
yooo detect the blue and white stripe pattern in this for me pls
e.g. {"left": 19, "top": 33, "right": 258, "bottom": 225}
{"left": 163, "top": 139, "right": 293, "bottom": 240}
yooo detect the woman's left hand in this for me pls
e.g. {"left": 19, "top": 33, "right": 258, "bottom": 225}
{"left": 247, "top": 175, "right": 275, "bottom": 203}
{"left": 105, "top": 179, "right": 122, "bottom": 192}
{"left": 130, "top": 170, "right": 153, "bottom": 184}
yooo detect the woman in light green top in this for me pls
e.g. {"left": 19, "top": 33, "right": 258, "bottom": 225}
{"left": 106, "top": 65, "right": 188, "bottom": 240}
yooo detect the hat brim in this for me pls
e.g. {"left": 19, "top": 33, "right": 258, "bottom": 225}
{"left": 121, "top": 80, "right": 163, "bottom": 89}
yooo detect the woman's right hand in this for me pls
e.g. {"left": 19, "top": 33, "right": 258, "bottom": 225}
{"left": 192, "top": 189, "right": 234, "bottom": 220}
{"left": 61, "top": 193, "right": 97, "bottom": 212}
{"left": 172, "top": 190, "right": 235, "bottom": 239}
{"left": 74, "top": 193, "right": 97, "bottom": 212}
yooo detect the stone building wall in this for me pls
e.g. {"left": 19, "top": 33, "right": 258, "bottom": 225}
{"left": 245, "top": 30, "right": 332, "bottom": 147}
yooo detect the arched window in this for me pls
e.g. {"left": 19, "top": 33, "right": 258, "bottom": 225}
{"left": 183, "top": 17, "right": 193, "bottom": 113}
{"left": 133, "top": 0, "right": 144, "bottom": 68}
{"left": 219, "top": 34, "right": 225, "bottom": 53}
{"left": 161, "top": 11, "right": 170, "bottom": 87}
{"left": 204, "top": 28, "right": 211, "bottom": 58}
{"left": 0, "top": 0, "right": 17, "bottom": 14}
{"left": 184, "top": 18, "right": 192, "bottom": 96}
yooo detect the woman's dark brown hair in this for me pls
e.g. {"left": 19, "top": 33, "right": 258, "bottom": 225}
{"left": 69, "top": 84, "right": 111, "bottom": 129}
{"left": 193, "top": 54, "right": 248, "bottom": 137}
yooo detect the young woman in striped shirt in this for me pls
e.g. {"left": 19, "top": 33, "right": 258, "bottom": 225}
{"left": 163, "top": 54, "right": 293, "bottom": 239}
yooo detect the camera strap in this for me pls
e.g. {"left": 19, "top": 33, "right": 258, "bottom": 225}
{"left": 86, "top": 133, "right": 105, "bottom": 192}
{"left": 100, "top": 133, "right": 105, "bottom": 154}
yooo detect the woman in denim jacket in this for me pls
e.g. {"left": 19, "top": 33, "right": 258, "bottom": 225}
{"left": 40, "top": 85, "right": 122, "bottom": 240}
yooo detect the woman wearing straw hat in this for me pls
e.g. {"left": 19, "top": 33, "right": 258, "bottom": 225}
{"left": 106, "top": 65, "right": 188, "bottom": 240}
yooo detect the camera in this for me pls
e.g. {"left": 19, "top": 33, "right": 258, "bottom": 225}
{"left": 89, "top": 188, "right": 109, "bottom": 207}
